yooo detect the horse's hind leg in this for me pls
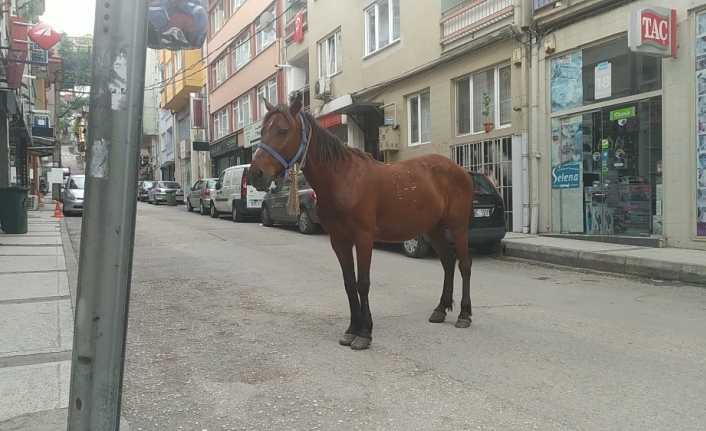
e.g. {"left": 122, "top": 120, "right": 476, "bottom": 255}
{"left": 449, "top": 223, "right": 473, "bottom": 328}
{"left": 330, "top": 236, "right": 360, "bottom": 346}
{"left": 426, "top": 221, "right": 456, "bottom": 324}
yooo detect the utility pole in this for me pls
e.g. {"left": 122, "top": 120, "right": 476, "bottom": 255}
{"left": 67, "top": 0, "right": 149, "bottom": 429}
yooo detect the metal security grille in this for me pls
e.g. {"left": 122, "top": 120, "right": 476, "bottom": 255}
{"left": 450, "top": 136, "right": 513, "bottom": 231}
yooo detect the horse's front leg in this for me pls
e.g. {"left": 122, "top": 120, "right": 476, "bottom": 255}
{"left": 330, "top": 236, "right": 359, "bottom": 346}
{"left": 350, "top": 235, "right": 374, "bottom": 350}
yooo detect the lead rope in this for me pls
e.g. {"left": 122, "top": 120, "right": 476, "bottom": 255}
{"left": 286, "top": 124, "right": 313, "bottom": 216}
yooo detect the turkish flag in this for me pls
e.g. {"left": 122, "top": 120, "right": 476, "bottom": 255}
{"left": 293, "top": 11, "right": 304, "bottom": 43}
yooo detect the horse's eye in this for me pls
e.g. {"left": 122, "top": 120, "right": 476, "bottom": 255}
{"left": 278, "top": 129, "right": 288, "bottom": 136}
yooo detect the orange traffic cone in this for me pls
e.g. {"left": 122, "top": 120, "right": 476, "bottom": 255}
{"left": 51, "top": 200, "right": 63, "bottom": 218}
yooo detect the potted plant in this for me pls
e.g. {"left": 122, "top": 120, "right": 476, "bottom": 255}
{"left": 481, "top": 91, "right": 493, "bottom": 133}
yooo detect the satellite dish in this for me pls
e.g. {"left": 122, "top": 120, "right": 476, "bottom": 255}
{"left": 259, "top": 10, "right": 275, "bottom": 32}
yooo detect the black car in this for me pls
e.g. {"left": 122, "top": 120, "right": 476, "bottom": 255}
{"left": 401, "top": 171, "right": 507, "bottom": 258}
{"left": 261, "top": 173, "right": 320, "bottom": 234}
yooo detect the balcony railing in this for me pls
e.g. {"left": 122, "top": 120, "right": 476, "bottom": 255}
{"left": 534, "top": 0, "right": 554, "bottom": 10}
{"left": 284, "top": 7, "right": 308, "bottom": 45}
{"left": 534, "top": 0, "right": 588, "bottom": 13}
{"left": 440, "top": 0, "right": 514, "bottom": 46}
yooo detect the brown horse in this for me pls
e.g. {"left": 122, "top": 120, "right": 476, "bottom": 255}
{"left": 249, "top": 93, "right": 474, "bottom": 350}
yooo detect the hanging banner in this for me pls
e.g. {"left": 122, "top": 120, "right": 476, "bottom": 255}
{"left": 551, "top": 117, "right": 583, "bottom": 189}
{"left": 696, "top": 12, "right": 706, "bottom": 236}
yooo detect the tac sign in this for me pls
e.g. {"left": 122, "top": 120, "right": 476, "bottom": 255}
{"left": 628, "top": 4, "right": 677, "bottom": 57}
{"left": 28, "top": 22, "right": 61, "bottom": 51}
{"left": 147, "top": 0, "right": 208, "bottom": 51}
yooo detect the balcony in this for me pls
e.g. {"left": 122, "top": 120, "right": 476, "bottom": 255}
{"left": 533, "top": 0, "right": 608, "bottom": 25}
{"left": 160, "top": 51, "right": 206, "bottom": 111}
{"left": 284, "top": 7, "right": 308, "bottom": 45}
{"left": 440, "top": 0, "right": 515, "bottom": 47}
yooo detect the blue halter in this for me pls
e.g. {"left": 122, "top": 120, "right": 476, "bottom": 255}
{"left": 257, "top": 113, "right": 308, "bottom": 186}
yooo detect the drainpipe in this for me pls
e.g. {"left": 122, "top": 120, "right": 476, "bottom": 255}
{"left": 529, "top": 31, "right": 540, "bottom": 235}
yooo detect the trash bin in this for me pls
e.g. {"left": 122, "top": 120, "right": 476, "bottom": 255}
{"left": 0, "top": 187, "right": 29, "bottom": 234}
{"left": 166, "top": 190, "right": 177, "bottom": 206}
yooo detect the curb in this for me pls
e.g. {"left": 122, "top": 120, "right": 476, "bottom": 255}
{"left": 59, "top": 216, "right": 79, "bottom": 312}
{"left": 501, "top": 240, "right": 706, "bottom": 285}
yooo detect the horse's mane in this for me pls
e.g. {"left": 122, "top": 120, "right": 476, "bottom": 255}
{"left": 264, "top": 105, "right": 376, "bottom": 168}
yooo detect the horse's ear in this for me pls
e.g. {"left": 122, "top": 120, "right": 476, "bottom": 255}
{"left": 263, "top": 97, "right": 276, "bottom": 112}
{"left": 289, "top": 92, "right": 303, "bottom": 116}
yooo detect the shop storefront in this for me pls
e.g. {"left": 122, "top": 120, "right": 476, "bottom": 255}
{"left": 544, "top": 14, "right": 670, "bottom": 245}
{"left": 209, "top": 133, "right": 252, "bottom": 177}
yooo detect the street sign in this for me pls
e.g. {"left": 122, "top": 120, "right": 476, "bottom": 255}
{"left": 28, "top": 22, "right": 62, "bottom": 51}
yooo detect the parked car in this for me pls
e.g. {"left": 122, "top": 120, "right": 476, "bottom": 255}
{"left": 186, "top": 177, "right": 218, "bottom": 215}
{"left": 261, "top": 173, "right": 320, "bottom": 234}
{"left": 137, "top": 180, "right": 155, "bottom": 202}
{"left": 62, "top": 174, "right": 85, "bottom": 216}
{"left": 148, "top": 181, "right": 184, "bottom": 205}
{"left": 401, "top": 171, "right": 507, "bottom": 258}
{"left": 209, "top": 164, "right": 270, "bottom": 222}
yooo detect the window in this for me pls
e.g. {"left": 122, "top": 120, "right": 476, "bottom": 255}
{"left": 257, "top": 78, "right": 277, "bottom": 118}
{"left": 407, "top": 90, "right": 431, "bottom": 146}
{"left": 364, "top": 0, "right": 400, "bottom": 55}
{"left": 213, "top": 56, "right": 228, "bottom": 86}
{"left": 175, "top": 52, "right": 182, "bottom": 71}
{"left": 166, "top": 60, "right": 173, "bottom": 81}
{"left": 455, "top": 64, "right": 512, "bottom": 135}
{"left": 210, "top": 0, "right": 225, "bottom": 35}
{"left": 232, "top": 31, "right": 250, "bottom": 71}
{"left": 318, "top": 31, "right": 342, "bottom": 78}
{"left": 231, "top": 0, "right": 245, "bottom": 15}
{"left": 213, "top": 107, "right": 229, "bottom": 139}
{"left": 256, "top": 7, "right": 276, "bottom": 54}
{"left": 233, "top": 94, "right": 252, "bottom": 131}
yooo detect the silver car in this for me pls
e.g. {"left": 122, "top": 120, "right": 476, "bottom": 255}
{"left": 185, "top": 178, "right": 218, "bottom": 215}
{"left": 62, "top": 175, "right": 85, "bottom": 216}
{"left": 148, "top": 181, "right": 184, "bottom": 205}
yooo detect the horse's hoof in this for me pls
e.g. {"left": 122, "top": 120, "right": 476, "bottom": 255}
{"left": 339, "top": 333, "right": 357, "bottom": 346}
{"left": 350, "top": 337, "right": 372, "bottom": 350}
{"left": 455, "top": 318, "right": 472, "bottom": 328}
{"left": 429, "top": 310, "right": 446, "bottom": 323}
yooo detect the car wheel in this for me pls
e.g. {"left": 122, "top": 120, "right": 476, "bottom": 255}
{"left": 186, "top": 199, "right": 193, "bottom": 212}
{"left": 199, "top": 200, "right": 208, "bottom": 215}
{"left": 232, "top": 203, "right": 243, "bottom": 222}
{"left": 475, "top": 239, "right": 501, "bottom": 256}
{"left": 210, "top": 201, "right": 219, "bottom": 218}
{"left": 261, "top": 204, "right": 274, "bottom": 227}
{"left": 298, "top": 209, "right": 316, "bottom": 234}
{"left": 402, "top": 236, "right": 430, "bottom": 258}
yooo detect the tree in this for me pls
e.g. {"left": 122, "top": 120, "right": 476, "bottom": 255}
{"left": 57, "top": 32, "right": 93, "bottom": 90}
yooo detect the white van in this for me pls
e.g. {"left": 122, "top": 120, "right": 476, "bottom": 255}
{"left": 209, "top": 164, "right": 270, "bottom": 222}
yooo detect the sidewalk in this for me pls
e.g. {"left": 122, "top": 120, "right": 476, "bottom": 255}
{"left": 0, "top": 202, "right": 74, "bottom": 428}
{"left": 502, "top": 232, "right": 706, "bottom": 285}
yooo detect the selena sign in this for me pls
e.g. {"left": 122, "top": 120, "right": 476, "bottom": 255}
{"left": 628, "top": 5, "right": 677, "bottom": 58}
{"left": 551, "top": 163, "right": 580, "bottom": 189}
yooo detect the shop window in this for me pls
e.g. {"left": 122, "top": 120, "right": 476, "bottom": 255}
{"left": 364, "top": 0, "right": 400, "bottom": 56}
{"left": 456, "top": 64, "right": 512, "bottom": 135}
{"left": 408, "top": 90, "right": 431, "bottom": 146}
{"left": 550, "top": 36, "right": 662, "bottom": 113}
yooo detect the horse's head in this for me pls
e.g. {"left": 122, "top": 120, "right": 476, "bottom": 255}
{"left": 249, "top": 93, "right": 306, "bottom": 192}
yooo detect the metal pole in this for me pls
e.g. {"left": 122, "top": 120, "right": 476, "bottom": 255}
{"left": 67, "top": 0, "right": 149, "bottom": 429}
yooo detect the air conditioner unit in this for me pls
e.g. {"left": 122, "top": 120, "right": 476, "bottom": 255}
{"left": 314, "top": 77, "right": 331, "bottom": 100}
{"left": 28, "top": 195, "right": 39, "bottom": 211}
{"left": 379, "top": 125, "right": 400, "bottom": 152}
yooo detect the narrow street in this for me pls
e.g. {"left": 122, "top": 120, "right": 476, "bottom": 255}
{"left": 65, "top": 204, "right": 706, "bottom": 431}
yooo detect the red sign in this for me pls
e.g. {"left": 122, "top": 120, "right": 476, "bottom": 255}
{"left": 7, "top": 17, "right": 29, "bottom": 89}
{"left": 293, "top": 11, "right": 304, "bottom": 43}
{"left": 28, "top": 22, "right": 62, "bottom": 51}
{"left": 628, "top": 5, "right": 677, "bottom": 58}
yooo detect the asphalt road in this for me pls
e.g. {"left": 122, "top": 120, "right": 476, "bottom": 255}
{"left": 65, "top": 203, "right": 706, "bottom": 431}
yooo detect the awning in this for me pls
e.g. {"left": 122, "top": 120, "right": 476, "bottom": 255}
{"left": 29, "top": 136, "right": 56, "bottom": 157}
{"left": 317, "top": 113, "right": 343, "bottom": 129}
{"left": 329, "top": 101, "right": 383, "bottom": 117}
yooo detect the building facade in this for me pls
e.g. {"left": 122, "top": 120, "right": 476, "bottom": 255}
{"left": 533, "top": 0, "right": 706, "bottom": 250}
{"left": 158, "top": 48, "right": 209, "bottom": 187}
{"left": 207, "top": 0, "right": 283, "bottom": 176}
{"left": 281, "top": 0, "right": 531, "bottom": 232}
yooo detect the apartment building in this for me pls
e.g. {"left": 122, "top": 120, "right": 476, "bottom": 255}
{"left": 281, "top": 0, "right": 530, "bottom": 232}
{"left": 532, "top": 0, "right": 706, "bottom": 250}
{"left": 158, "top": 48, "right": 209, "bottom": 186}
{"left": 207, "top": 0, "right": 283, "bottom": 176}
